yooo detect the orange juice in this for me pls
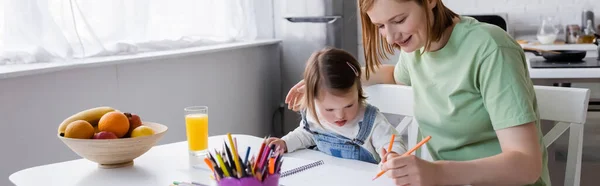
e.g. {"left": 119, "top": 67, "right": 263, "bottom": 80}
{"left": 185, "top": 113, "right": 208, "bottom": 151}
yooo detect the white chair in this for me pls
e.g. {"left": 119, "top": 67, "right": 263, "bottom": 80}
{"left": 364, "top": 84, "right": 590, "bottom": 186}
{"left": 363, "top": 84, "right": 432, "bottom": 161}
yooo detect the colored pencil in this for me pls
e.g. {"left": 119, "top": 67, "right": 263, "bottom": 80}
{"left": 227, "top": 133, "right": 243, "bottom": 178}
{"left": 215, "top": 152, "right": 230, "bottom": 177}
{"left": 372, "top": 136, "right": 432, "bottom": 181}
{"left": 223, "top": 142, "right": 236, "bottom": 174}
{"left": 201, "top": 135, "right": 284, "bottom": 183}
{"left": 244, "top": 146, "right": 251, "bottom": 164}
{"left": 204, "top": 158, "right": 215, "bottom": 174}
{"left": 387, "top": 134, "right": 395, "bottom": 159}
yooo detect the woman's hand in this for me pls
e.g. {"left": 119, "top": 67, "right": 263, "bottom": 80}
{"left": 379, "top": 148, "right": 399, "bottom": 164}
{"left": 285, "top": 80, "right": 305, "bottom": 111}
{"left": 382, "top": 154, "right": 440, "bottom": 186}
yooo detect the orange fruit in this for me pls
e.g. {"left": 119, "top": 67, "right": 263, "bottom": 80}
{"left": 65, "top": 120, "right": 95, "bottom": 139}
{"left": 98, "top": 111, "right": 130, "bottom": 138}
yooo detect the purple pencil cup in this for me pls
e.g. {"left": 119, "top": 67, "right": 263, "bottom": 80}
{"left": 217, "top": 174, "right": 280, "bottom": 186}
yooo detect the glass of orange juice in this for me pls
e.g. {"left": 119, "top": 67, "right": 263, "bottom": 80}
{"left": 184, "top": 106, "right": 209, "bottom": 168}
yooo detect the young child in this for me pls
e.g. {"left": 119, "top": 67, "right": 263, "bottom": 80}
{"left": 267, "top": 47, "right": 406, "bottom": 164}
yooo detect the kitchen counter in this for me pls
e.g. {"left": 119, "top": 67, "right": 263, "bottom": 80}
{"left": 527, "top": 59, "right": 600, "bottom": 81}
{"left": 520, "top": 43, "right": 597, "bottom": 51}
{"left": 524, "top": 43, "right": 599, "bottom": 81}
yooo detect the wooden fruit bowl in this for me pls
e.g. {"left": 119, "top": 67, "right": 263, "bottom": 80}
{"left": 58, "top": 122, "right": 168, "bottom": 168}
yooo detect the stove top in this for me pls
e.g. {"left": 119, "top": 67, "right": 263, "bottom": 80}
{"left": 530, "top": 57, "right": 600, "bottom": 68}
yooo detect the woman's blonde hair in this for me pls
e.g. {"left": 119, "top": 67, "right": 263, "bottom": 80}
{"left": 302, "top": 47, "right": 366, "bottom": 124}
{"left": 359, "top": 0, "right": 458, "bottom": 79}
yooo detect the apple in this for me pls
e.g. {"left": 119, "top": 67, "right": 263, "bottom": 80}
{"left": 124, "top": 113, "right": 143, "bottom": 137}
{"left": 93, "top": 131, "right": 118, "bottom": 139}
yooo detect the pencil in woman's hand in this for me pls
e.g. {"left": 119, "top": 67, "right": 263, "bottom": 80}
{"left": 384, "top": 134, "right": 395, "bottom": 162}
{"left": 372, "top": 136, "right": 432, "bottom": 181}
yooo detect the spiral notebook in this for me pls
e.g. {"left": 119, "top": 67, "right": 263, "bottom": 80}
{"left": 280, "top": 159, "right": 324, "bottom": 178}
{"left": 278, "top": 157, "right": 392, "bottom": 186}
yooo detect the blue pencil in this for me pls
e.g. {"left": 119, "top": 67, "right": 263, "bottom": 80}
{"left": 244, "top": 146, "right": 251, "bottom": 164}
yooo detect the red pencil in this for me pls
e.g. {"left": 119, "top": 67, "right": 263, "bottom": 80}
{"left": 253, "top": 137, "right": 267, "bottom": 172}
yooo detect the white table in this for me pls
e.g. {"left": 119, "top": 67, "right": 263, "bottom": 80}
{"left": 9, "top": 134, "right": 392, "bottom": 186}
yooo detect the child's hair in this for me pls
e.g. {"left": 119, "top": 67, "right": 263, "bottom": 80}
{"left": 302, "top": 47, "right": 366, "bottom": 124}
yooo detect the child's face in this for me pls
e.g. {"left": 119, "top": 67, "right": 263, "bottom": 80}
{"left": 315, "top": 86, "right": 360, "bottom": 127}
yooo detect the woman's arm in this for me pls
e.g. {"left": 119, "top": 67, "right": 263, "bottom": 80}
{"left": 436, "top": 122, "right": 543, "bottom": 185}
{"left": 382, "top": 122, "right": 543, "bottom": 186}
{"left": 361, "top": 64, "right": 398, "bottom": 86}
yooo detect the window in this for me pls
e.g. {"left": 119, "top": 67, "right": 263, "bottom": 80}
{"left": 0, "top": 0, "right": 257, "bottom": 65}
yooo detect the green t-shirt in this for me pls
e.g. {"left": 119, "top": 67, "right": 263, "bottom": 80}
{"left": 394, "top": 16, "right": 550, "bottom": 186}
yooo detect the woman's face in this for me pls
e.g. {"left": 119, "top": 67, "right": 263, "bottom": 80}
{"left": 366, "top": 0, "right": 435, "bottom": 53}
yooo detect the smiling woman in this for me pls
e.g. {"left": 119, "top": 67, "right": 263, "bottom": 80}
{"left": 286, "top": 0, "right": 551, "bottom": 185}
{"left": 359, "top": 0, "right": 456, "bottom": 79}
{"left": 355, "top": 0, "right": 550, "bottom": 186}
{"left": 0, "top": 0, "right": 257, "bottom": 65}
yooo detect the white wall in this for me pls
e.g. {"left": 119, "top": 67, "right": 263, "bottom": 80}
{"left": 443, "top": 0, "right": 600, "bottom": 33}
{"left": 0, "top": 44, "right": 281, "bottom": 186}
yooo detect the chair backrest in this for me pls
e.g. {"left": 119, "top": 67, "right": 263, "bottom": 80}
{"left": 363, "top": 84, "right": 431, "bottom": 161}
{"left": 364, "top": 84, "right": 590, "bottom": 186}
{"left": 534, "top": 85, "right": 589, "bottom": 124}
{"left": 533, "top": 85, "right": 589, "bottom": 186}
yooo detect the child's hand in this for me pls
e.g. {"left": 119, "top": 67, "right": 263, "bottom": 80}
{"left": 285, "top": 80, "right": 305, "bottom": 111}
{"left": 266, "top": 137, "right": 288, "bottom": 155}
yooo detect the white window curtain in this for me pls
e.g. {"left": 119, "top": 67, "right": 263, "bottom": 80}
{"left": 0, "top": 0, "right": 257, "bottom": 65}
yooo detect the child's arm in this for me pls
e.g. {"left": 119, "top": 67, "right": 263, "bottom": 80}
{"left": 371, "top": 112, "right": 407, "bottom": 157}
{"left": 281, "top": 125, "right": 316, "bottom": 153}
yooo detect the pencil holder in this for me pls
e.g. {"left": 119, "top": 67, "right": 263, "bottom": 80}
{"left": 217, "top": 174, "right": 280, "bottom": 186}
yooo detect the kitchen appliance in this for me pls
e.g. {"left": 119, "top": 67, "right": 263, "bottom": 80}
{"left": 524, "top": 48, "right": 587, "bottom": 62}
{"left": 530, "top": 57, "right": 600, "bottom": 68}
{"left": 464, "top": 14, "right": 509, "bottom": 32}
{"left": 273, "top": 0, "right": 358, "bottom": 136}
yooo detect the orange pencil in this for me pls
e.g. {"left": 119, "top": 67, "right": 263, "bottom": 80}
{"left": 372, "top": 136, "right": 432, "bottom": 181}
{"left": 269, "top": 157, "right": 275, "bottom": 174}
{"left": 204, "top": 157, "right": 215, "bottom": 174}
{"left": 385, "top": 134, "right": 395, "bottom": 162}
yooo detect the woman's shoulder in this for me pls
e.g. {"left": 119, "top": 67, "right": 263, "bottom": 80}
{"left": 455, "top": 16, "right": 521, "bottom": 51}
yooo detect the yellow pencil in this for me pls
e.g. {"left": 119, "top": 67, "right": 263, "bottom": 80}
{"left": 227, "top": 133, "right": 243, "bottom": 178}
{"left": 215, "top": 152, "right": 230, "bottom": 177}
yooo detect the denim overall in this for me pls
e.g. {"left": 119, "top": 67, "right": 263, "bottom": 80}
{"left": 302, "top": 104, "right": 379, "bottom": 164}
